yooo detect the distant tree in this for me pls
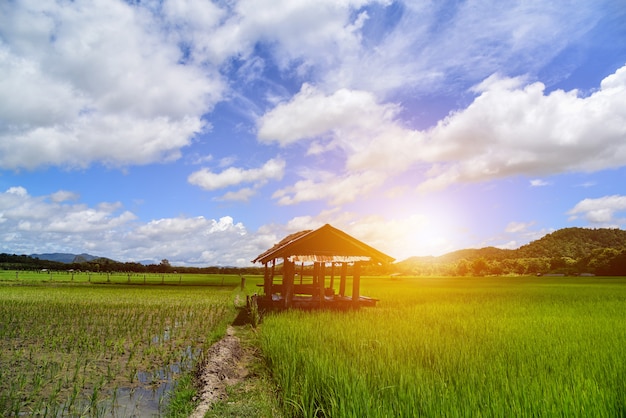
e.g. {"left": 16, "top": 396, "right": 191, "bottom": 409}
{"left": 471, "top": 257, "right": 488, "bottom": 276}
{"left": 456, "top": 259, "right": 470, "bottom": 276}
{"left": 488, "top": 260, "right": 503, "bottom": 275}
{"left": 158, "top": 259, "right": 172, "bottom": 273}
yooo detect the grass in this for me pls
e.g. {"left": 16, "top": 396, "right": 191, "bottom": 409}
{"left": 260, "top": 276, "right": 626, "bottom": 417}
{"left": 5, "top": 272, "right": 626, "bottom": 417}
{"left": 0, "top": 278, "right": 245, "bottom": 416}
{"left": 0, "top": 270, "right": 254, "bottom": 286}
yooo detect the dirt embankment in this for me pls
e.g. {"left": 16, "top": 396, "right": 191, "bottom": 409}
{"left": 189, "top": 326, "right": 249, "bottom": 418}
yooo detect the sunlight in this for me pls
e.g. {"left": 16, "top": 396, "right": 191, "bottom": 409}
{"left": 366, "top": 207, "right": 464, "bottom": 262}
{"left": 403, "top": 211, "right": 459, "bottom": 258}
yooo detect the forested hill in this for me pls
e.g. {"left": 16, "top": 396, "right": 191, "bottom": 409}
{"left": 517, "top": 227, "right": 626, "bottom": 259}
{"left": 397, "top": 227, "right": 626, "bottom": 276}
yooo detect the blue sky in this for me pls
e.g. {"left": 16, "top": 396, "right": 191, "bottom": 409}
{"left": 1, "top": 0, "right": 625, "bottom": 266}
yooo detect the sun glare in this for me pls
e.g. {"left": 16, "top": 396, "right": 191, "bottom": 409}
{"left": 394, "top": 208, "right": 463, "bottom": 259}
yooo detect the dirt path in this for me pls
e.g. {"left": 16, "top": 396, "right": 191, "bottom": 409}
{"left": 189, "top": 326, "right": 249, "bottom": 418}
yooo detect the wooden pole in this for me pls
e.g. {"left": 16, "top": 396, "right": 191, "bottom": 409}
{"left": 339, "top": 262, "right": 347, "bottom": 297}
{"left": 299, "top": 262, "right": 304, "bottom": 284}
{"left": 284, "top": 260, "right": 295, "bottom": 308}
{"left": 352, "top": 262, "right": 361, "bottom": 308}
{"left": 263, "top": 263, "right": 270, "bottom": 296}
{"left": 319, "top": 262, "right": 326, "bottom": 307}
{"left": 329, "top": 263, "right": 335, "bottom": 293}
{"left": 313, "top": 262, "right": 319, "bottom": 286}
{"left": 270, "top": 259, "right": 276, "bottom": 295}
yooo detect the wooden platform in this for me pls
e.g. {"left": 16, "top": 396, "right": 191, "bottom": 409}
{"left": 254, "top": 293, "right": 379, "bottom": 311}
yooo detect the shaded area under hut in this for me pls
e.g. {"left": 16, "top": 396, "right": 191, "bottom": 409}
{"left": 252, "top": 224, "right": 395, "bottom": 309}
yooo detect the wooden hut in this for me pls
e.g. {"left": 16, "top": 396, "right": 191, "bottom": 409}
{"left": 252, "top": 224, "right": 395, "bottom": 309}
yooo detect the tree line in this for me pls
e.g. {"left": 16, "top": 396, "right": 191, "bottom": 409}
{"left": 0, "top": 253, "right": 263, "bottom": 275}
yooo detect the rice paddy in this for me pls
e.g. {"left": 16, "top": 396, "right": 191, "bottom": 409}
{"left": 0, "top": 274, "right": 248, "bottom": 416}
{"left": 3, "top": 273, "right": 626, "bottom": 417}
{"left": 260, "top": 276, "right": 626, "bottom": 417}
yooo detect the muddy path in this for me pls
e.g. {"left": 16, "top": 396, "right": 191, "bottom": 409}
{"left": 189, "top": 326, "right": 250, "bottom": 418}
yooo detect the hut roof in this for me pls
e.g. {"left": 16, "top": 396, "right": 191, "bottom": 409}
{"left": 252, "top": 224, "right": 395, "bottom": 265}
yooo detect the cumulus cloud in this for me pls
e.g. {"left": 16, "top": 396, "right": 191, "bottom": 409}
{"left": 257, "top": 64, "right": 626, "bottom": 204}
{"left": 0, "top": 187, "right": 275, "bottom": 266}
{"left": 0, "top": 187, "right": 137, "bottom": 252}
{"left": 419, "top": 65, "right": 626, "bottom": 189}
{"left": 567, "top": 195, "right": 626, "bottom": 226}
{"left": 187, "top": 158, "right": 285, "bottom": 198}
{"left": 0, "top": 0, "right": 223, "bottom": 170}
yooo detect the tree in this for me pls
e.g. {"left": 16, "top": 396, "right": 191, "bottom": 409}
{"left": 158, "top": 259, "right": 172, "bottom": 273}
{"left": 471, "top": 257, "right": 488, "bottom": 276}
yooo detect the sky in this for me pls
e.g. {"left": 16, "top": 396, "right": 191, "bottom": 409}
{"left": 1, "top": 0, "right": 626, "bottom": 267}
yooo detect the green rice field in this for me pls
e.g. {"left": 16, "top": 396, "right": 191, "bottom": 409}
{"left": 261, "top": 276, "right": 626, "bottom": 417}
{"left": 0, "top": 273, "right": 250, "bottom": 416}
{"left": 2, "top": 273, "right": 626, "bottom": 417}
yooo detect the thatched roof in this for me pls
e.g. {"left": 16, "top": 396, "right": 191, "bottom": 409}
{"left": 252, "top": 224, "right": 395, "bottom": 265}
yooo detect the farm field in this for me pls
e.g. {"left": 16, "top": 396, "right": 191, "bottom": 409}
{"left": 0, "top": 274, "right": 252, "bottom": 416}
{"left": 3, "top": 273, "right": 626, "bottom": 417}
{"left": 261, "top": 276, "right": 626, "bottom": 417}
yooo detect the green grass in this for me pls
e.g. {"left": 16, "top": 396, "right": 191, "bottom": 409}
{"left": 5, "top": 273, "right": 626, "bottom": 417}
{"left": 0, "top": 270, "right": 258, "bottom": 286}
{"left": 0, "top": 279, "right": 245, "bottom": 416}
{"left": 260, "top": 276, "right": 626, "bottom": 417}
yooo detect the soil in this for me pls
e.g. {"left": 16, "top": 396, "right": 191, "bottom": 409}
{"left": 189, "top": 326, "right": 250, "bottom": 418}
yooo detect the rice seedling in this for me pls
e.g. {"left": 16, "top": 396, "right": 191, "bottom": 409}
{"left": 261, "top": 276, "right": 626, "bottom": 417}
{"left": 0, "top": 279, "right": 241, "bottom": 416}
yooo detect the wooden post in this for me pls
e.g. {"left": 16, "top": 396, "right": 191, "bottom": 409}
{"left": 319, "top": 262, "right": 326, "bottom": 307}
{"left": 352, "top": 262, "right": 361, "bottom": 307}
{"left": 339, "top": 263, "right": 347, "bottom": 297}
{"left": 313, "top": 263, "right": 319, "bottom": 286}
{"left": 329, "top": 263, "right": 335, "bottom": 292}
{"left": 284, "top": 260, "right": 295, "bottom": 308}
{"left": 263, "top": 263, "right": 270, "bottom": 296}
{"left": 299, "top": 262, "right": 304, "bottom": 284}
{"left": 269, "top": 259, "right": 276, "bottom": 295}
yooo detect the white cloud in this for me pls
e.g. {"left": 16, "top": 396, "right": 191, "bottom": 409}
{"left": 0, "top": 187, "right": 275, "bottom": 266}
{"left": 258, "top": 84, "right": 420, "bottom": 174}
{"left": 272, "top": 170, "right": 384, "bottom": 206}
{"left": 200, "top": 0, "right": 379, "bottom": 69}
{"left": 505, "top": 221, "right": 535, "bottom": 233}
{"left": 49, "top": 190, "right": 80, "bottom": 203}
{"left": 0, "top": 187, "right": 137, "bottom": 253}
{"left": 530, "top": 179, "right": 550, "bottom": 187}
{"left": 258, "top": 64, "right": 626, "bottom": 204}
{"left": 258, "top": 84, "right": 396, "bottom": 146}
{"left": 217, "top": 188, "right": 257, "bottom": 202}
{"left": 188, "top": 157, "right": 285, "bottom": 191}
{"left": 418, "top": 65, "right": 626, "bottom": 190}
{"left": 0, "top": 0, "right": 224, "bottom": 170}
{"left": 323, "top": 1, "right": 603, "bottom": 95}
{"left": 567, "top": 195, "right": 626, "bottom": 225}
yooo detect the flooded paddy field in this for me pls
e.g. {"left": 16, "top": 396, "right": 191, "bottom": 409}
{"left": 0, "top": 276, "right": 246, "bottom": 416}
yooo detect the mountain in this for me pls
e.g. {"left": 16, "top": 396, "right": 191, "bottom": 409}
{"left": 517, "top": 227, "right": 626, "bottom": 259}
{"left": 396, "top": 227, "right": 626, "bottom": 276}
{"left": 31, "top": 253, "right": 100, "bottom": 264}
{"left": 400, "top": 228, "right": 626, "bottom": 264}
